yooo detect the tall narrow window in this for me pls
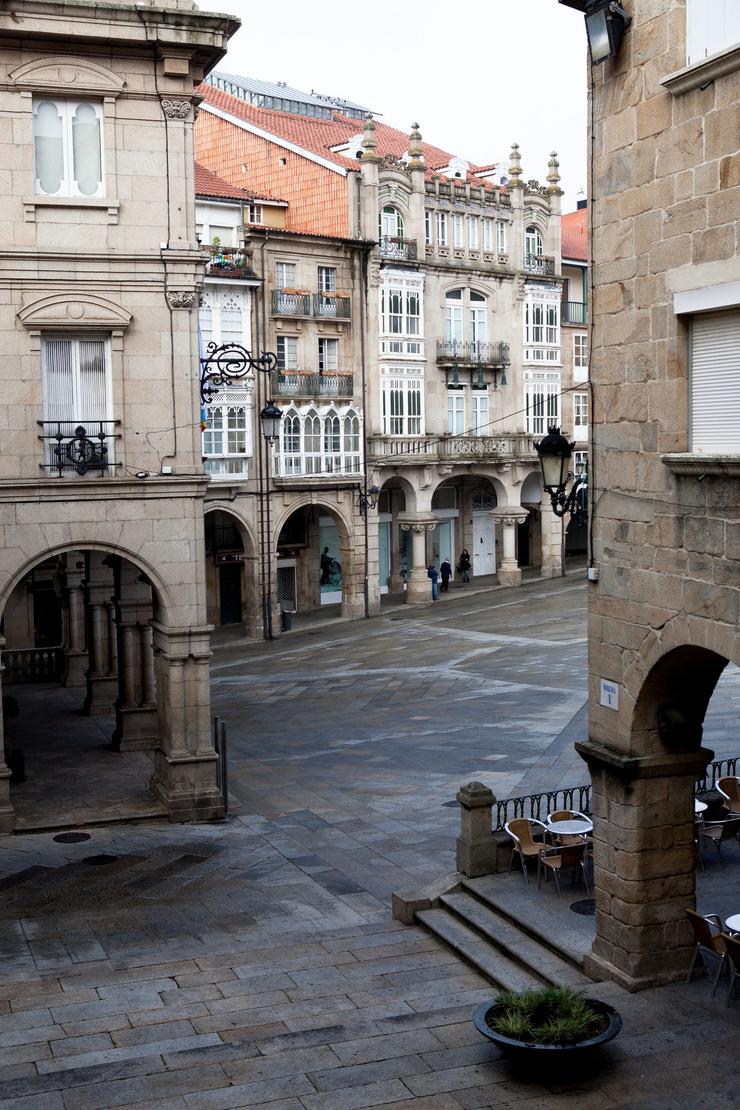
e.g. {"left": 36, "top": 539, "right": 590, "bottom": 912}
{"left": 469, "top": 291, "right": 487, "bottom": 345}
{"left": 497, "top": 220, "right": 508, "bottom": 253}
{"left": 525, "top": 374, "right": 560, "bottom": 435}
{"left": 344, "top": 410, "right": 361, "bottom": 472}
{"left": 317, "top": 266, "right": 336, "bottom": 292}
{"left": 275, "top": 262, "right": 296, "bottom": 289}
{"left": 318, "top": 337, "right": 338, "bottom": 372}
{"left": 305, "top": 411, "right": 321, "bottom": 473}
{"left": 424, "top": 210, "right": 433, "bottom": 245}
{"left": 472, "top": 392, "right": 489, "bottom": 435}
{"left": 573, "top": 392, "right": 589, "bottom": 441}
{"left": 276, "top": 335, "right": 298, "bottom": 369}
{"left": 468, "top": 217, "right": 479, "bottom": 250}
{"left": 34, "top": 99, "right": 104, "bottom": 198}
{"left": 525, "top": 225, "right": 543, "bottom": 259}
{"left": 282, "top": 410, "right": 302, "bottom": 475}
{"left": 379, "top": 206, "right": 403, "bottom": 239}
{"left": 42, "top": 335, "right": 111, "bottom": 467}
{"left": 436, "top": 211, "right": 448, "bottom": 246}
{"left": 445, "top": 289, "right": 463, "bottom": 343}
{"left": 383, "top": 376, "right": 424, "bottom": 436}
{"left": 482, "top": 218, "right": 493, "bottom": 251}
{"left": 453, "top": 214, "right": 464, "bottom": 249}
{"left": 447, "top": 391, "right": 465, "bottom": 435}
{"left": 220, "top": 296, "right": 243, "bottom": 345}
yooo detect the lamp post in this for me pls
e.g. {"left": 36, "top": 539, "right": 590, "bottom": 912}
{"left": 199, "top": 342, "right": 281, "bottom": 641}
{"left": 535, "top": 425, "right": 588, "bottom": 526}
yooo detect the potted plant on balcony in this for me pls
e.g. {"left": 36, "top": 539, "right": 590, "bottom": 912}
{"left": 474, "top": 987, "right": 621, "bottom": 1067}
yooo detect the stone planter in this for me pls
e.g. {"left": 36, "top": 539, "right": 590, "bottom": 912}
{"left": 473, "top": 997, "right": 622, "bottom": 1063}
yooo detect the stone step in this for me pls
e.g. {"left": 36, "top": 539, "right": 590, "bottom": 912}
{"left": 440, "top": 889, "right": 590, "bottom": 989}
{"left": 415, "top": 907, "right": 543, "bottom": 993}
{"left": 462, "top": 875, "right": 594, "bottom": 971}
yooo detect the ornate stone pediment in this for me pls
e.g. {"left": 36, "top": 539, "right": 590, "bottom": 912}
{"left": 18, "top": 293, "right": 133, "bottom": 331}
{"left": 9, "top": 57, "right": 125, "bottom": 98}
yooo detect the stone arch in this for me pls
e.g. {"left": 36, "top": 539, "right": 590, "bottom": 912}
{"left": 204, "top": 502, "right": 257, "bottom": 555}
{"left": 203, "top": 505, "right": 258, "bottom": 632}
{"left": 274, "top": 495, "right": 360, "bottom": 620}
{"left": 632, "top": 644, "right": 729, "bottom": 757}
{"left": 18, "top": 292, "right": 133, "bottom": 332}
{"left": 272, "top": 495, "right": 353, "bottom": 547}
{"left": 378, "top": 473, "right": 416, "bottom": 513}
{"left": 520, "top": 470, "right": 542, "bottom": 505}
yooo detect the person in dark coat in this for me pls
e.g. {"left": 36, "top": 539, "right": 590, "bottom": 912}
{"left": 427, "top": 563, "right": 439, "bottom": 601}
{"left": 440, "top": 557, "right": 452, "bottom": 592}
{"left": 459, "top": 548, "right": 471, "bottom": 583}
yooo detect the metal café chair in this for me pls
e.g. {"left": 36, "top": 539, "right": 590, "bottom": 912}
{"left": 719, "top": 932, "right": 740, "bottom": 1006}
{"left": 699, "top": 815, "right": 740, "bottom": 861}
{"left": 538, "top": 841, "right": 590, "bottom": 896}
{"left": 504, "top": 818, "right": 548, "bottom": 885}
{"left": 686, "top": 909, "right": 726, "bottom": 994}
{"left": 716, "top": 776, "right": 740, "bottom": 816}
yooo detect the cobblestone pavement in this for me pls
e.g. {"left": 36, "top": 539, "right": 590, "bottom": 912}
{"left": 1, "top": 574, "right": 739, "bottom": 1108}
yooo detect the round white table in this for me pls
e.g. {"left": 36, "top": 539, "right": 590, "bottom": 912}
{"left": 725, "top": 913, "right": 740, "bottom": 934}
{"left": 695, "top": 800, "right": 707, "bottom": 814}
{"left": 546, "top": 818, "right": 593, "bottom": 837}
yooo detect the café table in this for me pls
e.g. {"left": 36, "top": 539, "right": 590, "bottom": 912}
{"left": 695, "top": 799, "right": 707, "bottom": 814}
{"left": 725, "top": 913, "right": 740, "bottom": 935}
{"left": 545, "top": 817, "right": 593, "bottom": 839}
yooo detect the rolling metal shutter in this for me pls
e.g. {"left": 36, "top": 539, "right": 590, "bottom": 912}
{"left": 690, "top": 310, "right": 740, "bottom": 452}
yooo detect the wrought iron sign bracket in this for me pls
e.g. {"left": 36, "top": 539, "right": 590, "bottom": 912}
{"left": 200, "top": 342, "right": 278, "bottom": 405}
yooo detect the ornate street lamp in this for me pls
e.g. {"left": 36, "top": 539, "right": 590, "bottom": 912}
{"left": 357, "top": 484, "right": 381, "bottom": 516}
{"left": 259, "top": 399, "right": 283, "bottom": 444}
{"left": 535, "top": 426, "right": 588, "bottom": 523}
{"left": 559, "top": 0, "right": 631, "bottom": 65}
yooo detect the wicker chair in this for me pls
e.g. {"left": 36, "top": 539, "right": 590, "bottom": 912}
{"left": 700, "top": 815, "right": 740, "bottom": 860}
{"left": 719, "top": 932, "right": 740, "bottom": 1006}
{"left": 686, "top": 909, "right": 726, "bottom": 993}
{"left": 547, "top": 809, "right": 591, "bottom": 846}
{"left": 716, "top": 776, "right": 740, "bottom": 815}
{"left": 504, "top": 818, "right": 548, "bottom": 885}
{"left": 538, "top": 842, "right": 590, "bottom": 896}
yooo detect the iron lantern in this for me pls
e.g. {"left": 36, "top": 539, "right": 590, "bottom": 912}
{"left": 259, "top": 400, "right": 283, "bottom": 443}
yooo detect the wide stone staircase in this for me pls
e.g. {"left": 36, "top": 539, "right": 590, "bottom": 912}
{"left": 415, "top": 873, "right": 595, "bottom": 992}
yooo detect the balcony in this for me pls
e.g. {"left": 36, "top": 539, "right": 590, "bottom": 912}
{"left": 270, "top": 371, "right": 354, "bottom": 398}
{"left": 524, "top": 254, "right": 556, "bottom": 276}
{"left": 39, "top": 421, "right": 120, "bottom": 477}
{"left": 367, "top": 433, "right": 536, "bottom": 463}
{"left": 379, "top": 236, "right": 418, "bottom": 262}
{"left": 313, "top": 293, "right": 351, "bottom": 319}
{"left": 272, "top": 453, "right": 362, "bottom": 479}
{"left": 205, "top": 246, "right": 256, "bottom": 281}
{"left": 272, "top": 289, "right": 312, "bottom": 317}
{"left": 562, "top": 300, "right": 588, "bottom": 325}
{"left": 436, "top": 340, "right": 510, "bottom": 368}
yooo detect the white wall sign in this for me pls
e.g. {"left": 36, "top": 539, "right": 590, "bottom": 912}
{"left": 600, "top": 679, "right": 619, "bottom": 711}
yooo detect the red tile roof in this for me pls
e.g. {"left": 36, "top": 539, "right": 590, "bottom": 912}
{"left": 562, "top": 207, "right": 587, "bottom": 261}
{"left": 195, "top": 161, "right": 284, "bottom": 203}
{"left": 199, "top": 84, "right": 500, "bottom": 191}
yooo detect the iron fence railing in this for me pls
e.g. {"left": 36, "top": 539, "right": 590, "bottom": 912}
{"left": 562, "top": 300, "right": 588, "bottom": 325}
{"left": 205, "top": 246, "right": 254, "bottom": 280}
{"left": 524, "top": 254, "right": 555, "bottom": 276}
{"left": 39, "top": 421, "right": 119, "bottom": 477}
{"left": 270, "top": 371, "right": 353, "bottom": 398}
{"left": 436, "top": 339, "right": 510, "bottom": 366}
{"left": 272, "top": 290, "right": 312, "bottom": 316}
{"left": 494, "top": 756, "right": 740, "bottom": 831}
{"left": 379, "top": 236, "right": 418, "bottom": 261}
{"left": 313, "top": 294, "right": 351, "bottom": 319}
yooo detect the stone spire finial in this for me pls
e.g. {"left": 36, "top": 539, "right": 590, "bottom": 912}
{"left": 547, "top": 150, "right": 563, "bottom": 195}
{"left": 360, "top": 114, "right": 380, "bottom": 164}
{"left": 407, "top": 122, "right": 425, "bottom": 172}
{"left": 508, "top": 142, "right": 524, "bottom": 189}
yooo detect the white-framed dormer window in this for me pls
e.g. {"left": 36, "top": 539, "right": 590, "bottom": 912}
{"left": 247, "top": 203, "right": 263, "bottom": 224}
{"left": 573, "top": 392, "right": 589, "bottom": 441}
{"left": 318, "top": 337, "right": 338, "bottom": 372}
{"left": 468, "top": 217, "right": 479, "bottom": 250}
{"left": 436, "top": 211, "right": 448, "bottom": 246}
{"left": 483, "top": 218, "right": 493, "bottom": 252}
{"left": 42, "top": 334, "right": 112, "bottom": 469}
{"left": 453, "top": 214, "right": 464, "bottom": 249}
{"left": 573, "top": 332, "right": 589, "bottom": 383}
{"left": 425, "top": 210, "right": 433, "bottom": 246}
{"left": 686, "top": 0, "right": 740, "bottom": 65}
{"left": 379, "top": 206, "right": 404, "bottom": 239}
{"left": 34, "top": 98, "right": 104, "bottom": 198}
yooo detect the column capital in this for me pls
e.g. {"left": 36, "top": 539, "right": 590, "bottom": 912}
{"left": 491, "top": 507, "right": 529, "bottom": 527}
{"left": 398, "top": 515, "right": 438, "bottom": 534}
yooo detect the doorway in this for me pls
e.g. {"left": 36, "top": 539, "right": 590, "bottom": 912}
{"left": 472, "top": 512, "right": 496, "bottom": 575}
{"left": 218, "top": 562, "right": 242, "bottom": 625}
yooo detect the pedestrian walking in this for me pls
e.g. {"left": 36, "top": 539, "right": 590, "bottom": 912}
{"left": 427, "top": 563, "right": 439, "bottom": 601}
{"left": 459, "top": 548, "right": 471, "bottom": 583}
{"left": 440, "top": 557, "right": 452, "bottom": 592}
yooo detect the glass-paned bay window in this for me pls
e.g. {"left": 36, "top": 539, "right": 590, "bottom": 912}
{"left": 282, "top": 410, "right": 302, "bottom": 475}
{"left": 524, "top": 293, "right": 561, "bottom": 363}
{"left": 525, "top": 372, "right": 560, "bottom": 435}
{"left": 382, "top": 375, "right": 423, "bottom": 436}
{"left": 272, "top": 407, "right": 363, "bottom": 477}
{"left": 380, "top": 278, "right": 424, "bottom": 355}
{"left": 203, "top": 385, "right": 252, "bottom": 479}
{"left": 34, "top": 99, "right": 103, "bottom": 198}
{"left": 324, "top": 410, "right": 341, "bottom": 470}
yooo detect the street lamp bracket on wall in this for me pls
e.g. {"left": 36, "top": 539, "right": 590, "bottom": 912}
{"left": 535, "top": 425, "right": 588, "bottom": 526}
{"left": 200, "top": 341, "right": 278, "bottom": 405}
{"left": 357, "top": 484, "right": 381, "bottom": 516}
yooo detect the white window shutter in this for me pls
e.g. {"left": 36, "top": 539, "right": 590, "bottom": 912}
{"left": 43, "top": 338, "right": 75, "bottom": 424}
{"left": 691, "top": 310, "right": 740, "bottom": 452}
{"left": 77, "top": 339, "right": 107, "bottom": 423}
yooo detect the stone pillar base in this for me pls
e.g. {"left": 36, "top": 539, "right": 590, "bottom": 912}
{"left": 113, "top": 705, "right": 158, "bottom": 751}
{"left": 341, "top": 595, "right": 366, "bottom": 619}
{"left": 583, "top": 948, "right": 691, "bottom": 993}
{"left": 150, "top": 753, "right": 225, "bottom": 823}
{"left": 84, "top": 675, "right": 118, "bottom": 716}
{"left": 389, "top": 574, "right": 405, "bottom": 593}
{"left": 497, "top": 565, "right": 522, "bottom": 588}
{"left": 63, "top": 650, "right": 89, "bottom": 688}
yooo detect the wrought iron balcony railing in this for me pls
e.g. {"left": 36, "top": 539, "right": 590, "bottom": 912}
{"left": 436, "top": 340, "right": 510, "bottom": 367}
{"left": 272, "top": 289, "right": 312, "bottom": 316}
{"left": 39, "top": 421, "right": 120, "bottom": 477}
{"left": 205, "top": 246, "right": 255, "bottom": 280}
{"left": 379, "top": 236, "right": 418, "bottom": 261}
{"left": 524, "top": 254, "right": 556, "bottom": 276}
{"left": 272, "top": 453, "right": 362, "bottom": 479}
{"left": 562, "top": 300, "right": 588, "bottom": 325}
{"left": 313, "top": 293, "right": 351, "bottom": 319}
{"left": 270, "top": 371, "right": 354, "bottom": 398}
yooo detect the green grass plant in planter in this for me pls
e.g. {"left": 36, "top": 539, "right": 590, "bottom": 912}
{"left": 474, "top": 986, "right": 622, "bottom": 1063}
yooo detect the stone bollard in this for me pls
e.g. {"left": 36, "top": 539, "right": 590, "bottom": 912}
{"left": 456, "top": 781, "right": 497, "bottom": 877}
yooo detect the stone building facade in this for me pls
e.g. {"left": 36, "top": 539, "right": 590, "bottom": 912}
{"left": 0, "top": 0, "right": 238, "bottom": 832}
{"left": 195, "top": 73, "right": 587, "bottom": 621}
{"left": 571, "top": 0, "right": 740, "bottom": 988}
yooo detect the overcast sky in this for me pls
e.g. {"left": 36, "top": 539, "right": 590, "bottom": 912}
{"left": 196, "top": 0, "right": 588, "bottom": 211}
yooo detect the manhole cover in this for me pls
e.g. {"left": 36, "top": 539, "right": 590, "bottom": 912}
{"left": 82, "top": 854, "right": 120, "bottom": 866}
{"left": 571, "top": 898, "right": 596, "bottom": 916}
{"left": 53, "top": 832, "right": 91, "bottom": 844}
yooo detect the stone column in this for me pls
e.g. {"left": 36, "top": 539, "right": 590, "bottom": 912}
{"left": 399, "top": 516, "right": 438, "bottom": 605}
{"left": 0, "top": 637, "right": 15, "bottom": 834}
{"left": 113, "top": 564, "right": 158, "bottom": 751}
{"left": 576, "top": 740, "right": 712, "bottom": 991}
{"left": 388, "top": 494, "right": 405, "bottom": 593}
{"left": 63, "top": 554, "right": 88, "bottom": 688}
{"left": 456, "top": 781, "right": 497, "bottom": 877}
{"left": 491, "top": 508, "right": 528, "bottom": 587}
{"left": 149, "top": 622, "right": 223, "bottom": 823}
{"left": 540, "top": 500, "right": 563, "bottom": 578}
{"left": 84, "top": 555, "right": 118, "bottom": 717}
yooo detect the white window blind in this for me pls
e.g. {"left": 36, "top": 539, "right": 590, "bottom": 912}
{"left": 686, "top": 0, "right": 740, "bottom": 65}
{"left": 690, "top": 310, "right": 740, "bottom": 452}
{"left": 34, "top": 99, "right": 103, "bottom": 199}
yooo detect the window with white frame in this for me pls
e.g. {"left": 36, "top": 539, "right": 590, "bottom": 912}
{"left": 472, "top": 391, "right": 489, "bottom": 435}
{"left": 445, "top": 289, "right": 488, "bottom": 349}
{"left": 574, "top": 449, "right": 588, "bottom": 477}
{"left": 447, "top": 391, "right": 465, "bottom": 434}
{"left": 690, "top": 309, "right": 740, "bottom": 452}
{"left": 482, "top": 218, "right": 493, "bottom": 252}
{"left": 275, "top": 261, "right": 297, "bottom": 289}
{"left": 468, "top": 217, "right": 479, "bottom": 250}
{"left": 524, "top": 290, "right": 560, "bottom": 363}
{"left": 524, "top": 225, "right": 543, "bottom": 259}
{"left": 382, "top": 374, "right": 424, "bottom": 436}
{"left": 247, "top": 203, "right": 263, "bottom": 224}
{"left": 573, "top": 332, "right": 589, "bottom": 383}
{"left": 436, "top": 211, "right": 448, "bottom": 246}
{"left": 324, "top": 409, "right": 341, "bottom": 470}
{"left": 281, "top": 409, "right": 302, "bottom": 475}
{"left": 524, "top": 372, "right": 560, "bottom": 435}
{"left": 199, "top": 288, "right": 250, "bottom": 347}
{"left": 573, "top": 392, "right": 589, "bottom": 441}
{"left": 273, "top": 406, "right": 362, "bottom": 476}
{"left": 452, "top": 214, "right": 464, "bottom": 249}
{"left": 380, "top": 276, "right": 423, "bottom": 356}
{"left": 34, "top": 99, "right": 104, "bottom": 198}
{"left": 379, "top": 205, "right": 404, "bottom": 239}
{"left": 42, "top": 335, "right": 112, "bottom": 469}
{"left": 276, "top": 335, "right": 298, "bottom": 369}
{"left": 425, "top": 210, "right": 433, "bottom": 245}
{"left": 318, "top": 337, "right": 338, "bottom": 372}
{"left": 497, "top": 220, "right": 508, "bottom": 254}
{"left": 686, "top": 0, "right": 740, "bottom": 65}
{"left": 203, "top": 387, "right": 252, "bottom": 479}
{"left": 317, "top": 266, "right": 336, "bottom": 292}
